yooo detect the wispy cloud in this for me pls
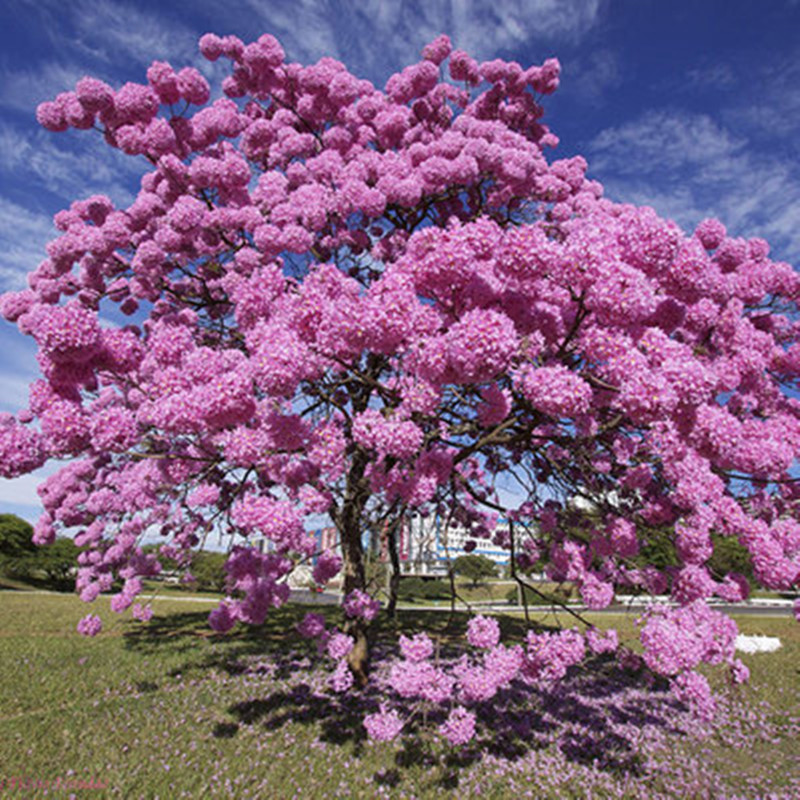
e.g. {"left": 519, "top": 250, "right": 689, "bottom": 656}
{"left": 0, "top": 62, "right": 89, "bottom": 114}
{"left": 0, "top": 1, "right": 201, "bottom": 113}
{"left": 449, "top": 0, "right": 602, "bottom": 52}
{"left": 233, "top": 0, "right": 602, "bottom": 83}
{"left": 565, "top": 48, "right": 621, "bottom": 104}
{"left": 69, "top": 0, "right": 198, "bottom": 69}
{"left": 685, "top": 62, "right": 736, "bottom": 91}
{"left": 239, "top": 0, "right": 343, "bottom": 64}
{"left": 588, "top": 109, "right": 800, "bottom": 262}
{"left": 0, "top": 372, "right": 37, "bottom": 415}
{"left": 733, "top": 65, "right": 800, "bottom": 142}
{"left": 0, "top": 199, "right": 58, "bottom": 291}
{"left": 0, "top": 123, "right": 137, "bottom": 208}
{"left": 590, "top": 110, "right": 747, "bottom": 174}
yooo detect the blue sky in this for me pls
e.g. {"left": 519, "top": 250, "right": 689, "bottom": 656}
{"left": 1, "top": 0, "right": 799, "bottom": 523}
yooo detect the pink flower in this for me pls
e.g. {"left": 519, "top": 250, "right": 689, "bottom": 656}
{"left": 77, "top": 614, "right": 103, "bottom": 637}
{"left": 398, "top": 633, "right": 434, "bottom": 662}
{"left": 297, "top": 613, "right": 326, "bottom": 639}
{"left": 466, "top": 615, "right": 500, "bottom": 649}
{"left": 329, "top": 659, "right": 354, "bottom": 692}
{"left": 695, "top": 218, "right": 726, "bottom": 250}
{"left": 132, "top": 603, "right": 153, "bottom": 622}
{"left": 326, "top": 633, "right": 354, "bottom": 660}
{"left": 517, "top": 364, "right": 592, "bottom": 418}
{"left": 342, "top": 589, "right": 380, "bottom": 621}
{"left": 422, "top": 34, "right": 452, "bottom": 65}
{"left": 670, "top": 670, "right": 716, "bottom": 721}
{"left": 364, "top": 707, "right": 404, "bottom": 742}
{"left": 579, "top": 575, "right": 614, "bottom": 610}
{"left": 585, "top": 627, "right": 619, "bottom": 655}
{"left": 208, "top": 603, "right": 236, "bottom": 633}
{"left": 438, "top": 706, "right": 476, "bottom": 746}
{"left": 312, "top": 550, "right": 342, "bottom": 585}
{"left": 730, "top": 658, "right": 750, "bottom": 685}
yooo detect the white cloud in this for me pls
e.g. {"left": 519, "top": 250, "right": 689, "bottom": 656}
{"left": 0, "top": 468, "right": 52, "bottom": 510}
{"left": 0, "top": 1, "right": 202, "bottom": 113}
{"left": 734, "top": 77, "right": 800, "bottom": 141}
{"left": 590, "top": 110, "right": 746, "bottom": 174}
{"left": 233, "top": 0, "right": 602, "bottom": 82}
{"left": 68, "top": 0, "right": 198, "bottom": 70}
{"left": 0, "top": 321, "right": 41, "bottom": 416}
{"left": 0, "top": 373, "right": 36, "bottom": 415}
{"left": 450, "top": 0, "right": 601, "bottom": 54}
{"left": 0, "top": 62, "right": 89, "bottom": 113}
{"left": 0, "top": 123, "right": 137, "bottom": 206}
{"left": 588, "top": 109, "right": 800, "bottom": 262}
{"left": 240, "top": 0, "right": 343, "bottom": 65}
{"left": 685, "top": 62, "right": 736, "bottom": 91}
{"left": 0, "top": 199, "right": 58, "bottom": 291}
{"left": 565, "top": 48, "right": 620, "bottom": 104}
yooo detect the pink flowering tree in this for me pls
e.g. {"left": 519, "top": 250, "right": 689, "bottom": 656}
{"left": 2, "top": 31, "right": 799, "bottom": 734}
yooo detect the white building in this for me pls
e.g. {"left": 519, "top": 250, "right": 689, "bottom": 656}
{"left": 399, "top": 515, "right": 512, "bottom": 575}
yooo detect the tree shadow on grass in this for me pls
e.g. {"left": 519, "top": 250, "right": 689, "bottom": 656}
{"left": 121, "top": 606, "right": 687, "bottom": 791}
{"left": 212, "top": 651, "right": 687, "bottom": 791}
{"left": 122, "top": 604, "right": 320, "bottom": 677}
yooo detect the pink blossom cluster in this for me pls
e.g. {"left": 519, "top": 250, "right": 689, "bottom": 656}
{"left": 109, "top": 576, "right": 144, "bottom": 613}
{"left": 342, "top": 589, "right": 380, "bottom": 621}
{"left": 466, "top": 614, "right": 501, "bottom": 649}
{"left": 351, "top": 409, "right": 423, "bottom": 461}
{"left": 230, "top": 496, "right": 311, "bottom": 554}
{"left": 638, "top": 601, "right": 740, "bottom": 698}
{"left": 398, "top": 632, "right": 435, "bottom": 662}
{"left": 297, "top": 612, "right": 327, "bottom": 639}
{"left": 312, "top": 550, "right": 341, "bottom": 585}
{"left": 365, "top": 619, "right": 597, "bottom": 746}
{"left": 438, "top": 706, "right": 477, "bottom": 746}
{"left": 0, "top": 413, "right": 46, "bottom": 478}
{"left": 521, "top": 629, "right": 585, "bottom": 683}
{"left": 585, "top": 627, "right": 619, "bottom": 655}
{"left": 76, "top": 613, "right": 103, "bottom": 637}
{"left": 363, "top": 706, "right": 405, "bottom": 742}
{"left": 206, "top": 546, "right": 294, "bottom": 629}
{"left": 517, "top": 365, "right": 592, "bottom": 419}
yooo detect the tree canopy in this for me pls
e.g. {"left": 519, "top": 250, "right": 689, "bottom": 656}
{"left": 0, "top": 513, "right": 78, "bottom": 585}
{"left": 0, "top": 31, "right": 799, "bottom": 739}
{"left": 453, "top": 554, "right": 498, "bottom": 586}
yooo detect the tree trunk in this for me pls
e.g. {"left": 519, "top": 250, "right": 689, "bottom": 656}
{"left": 341, "top": 524, "right": 369, "bottom": 686}
{"left": 386, "top": 522, "right": 401, "bottom": 619}
{"left": 336, "top": 450, "right": 370, "bottom": 686}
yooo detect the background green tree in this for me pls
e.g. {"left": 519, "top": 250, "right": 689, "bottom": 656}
{"left": 0, "top": 514, "right": 79, "bottom": 589}
{"left": 452, "top": 554, "right": 498, "bottom": 588}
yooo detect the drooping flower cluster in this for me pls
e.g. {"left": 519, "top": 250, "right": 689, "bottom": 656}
{"left": 76, "top": 614, "right": 103, "bottom": 637}
{"left": 466, "top": 614, "right": 501, "bottom": 649}
{"left": 342, "top": 589, "right": 381, "bottom": 621}
{"left": 637, "top": 599, "right": 746, "bottom": 712}
{"left": 363, "top": 706, "right": 405, "bottom": 742}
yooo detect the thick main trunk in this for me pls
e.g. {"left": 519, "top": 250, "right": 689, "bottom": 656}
{"left": 337, "top": 450, "right": 370, "bottom": 686}
{"left": 386, "top": 523, "right": 401, "bottom": 619}
{"left": 341, "top": 520, "right": 369, "bottom": 686}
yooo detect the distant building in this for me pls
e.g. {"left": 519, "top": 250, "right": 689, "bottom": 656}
{"left": 262, "top": 516, "right": 515, "bottom": 577}
{"left": 399, "top": 515, "right": 511, "bottom": 575}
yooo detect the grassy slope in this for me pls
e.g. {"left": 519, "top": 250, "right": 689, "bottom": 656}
{"left": 0, "top": 593, "right": 797, "bottom": 799}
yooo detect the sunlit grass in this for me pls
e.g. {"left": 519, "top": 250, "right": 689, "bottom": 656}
{"left": 0, "top": 592, "right": 797, "bottom": 798}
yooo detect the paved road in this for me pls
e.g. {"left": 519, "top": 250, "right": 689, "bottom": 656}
{"left": 394, "top": 602, "right": 794, "bottom": 617}
{"left": 3, "top": 589, "right": 793, "bottom": 616}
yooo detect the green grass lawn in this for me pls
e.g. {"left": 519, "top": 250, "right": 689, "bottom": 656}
{"left": 0, "top": 592, "right": 797, "bottom": 799}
